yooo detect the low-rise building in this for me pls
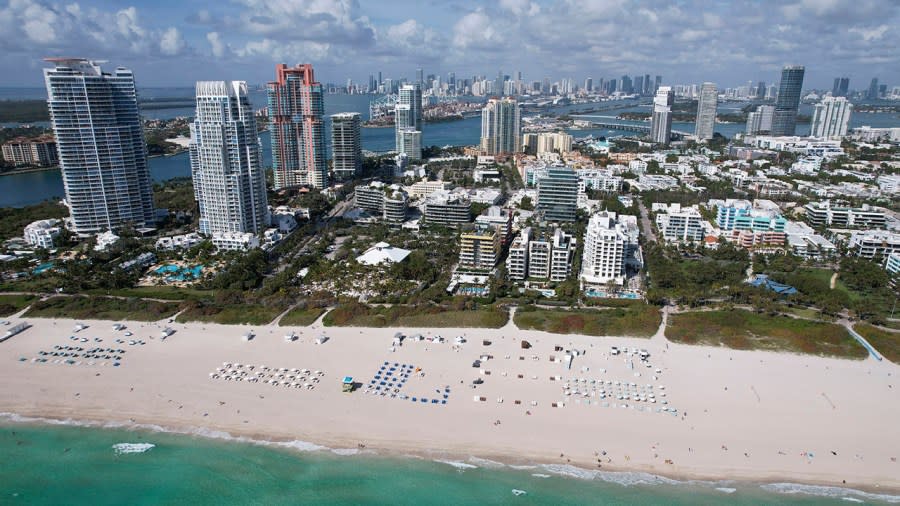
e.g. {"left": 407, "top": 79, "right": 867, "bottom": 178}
{"left": 405, "top": 179, "right": 451, "bottom": 199}
{"left": 211, "top": 231, "right": 259, "bottom": 251}
{"left": 156, "top": 232, "right": 203, "bottom": 250}
{"left": 783, "top": 221, "right": 836, "bottom": 260}
{"left": 424, "top": 190, "right": 471, "bottom": 226}
{"left": 356, "top": 242, "right": 411, "bottom": 266}
{"left": 804, "top": 201, "right": 886, "bottom": 229}
{"left": 23, "top": 219, "right": 61, "bottom": 249}
{"left": 354, "top": 181, "right": 408, "bottom": 224}
{"left": 119, "top": 252, "right": 156, "bottom": 271}
{"left": 94, "top": 231, "right": 120, "bottom": 252}
{"left": 655, "top": 203, "right": 705, "bottom": 243}
{"left": 848, "top": 230, "right": 900, "bottom": 260}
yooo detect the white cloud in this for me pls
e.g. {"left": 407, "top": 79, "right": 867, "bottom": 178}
{"left": 207, "top": 31, "right": 227, "bottom": 58}
{"left": 160, "top": 28, "right": 185, "bottom": 56}
{"left": 849, "top": 24, "right": 889, "bottom": 41}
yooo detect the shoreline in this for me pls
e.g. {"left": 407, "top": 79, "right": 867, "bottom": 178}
{"left": 3, "top": 410, "right": 899, "bottom": 500}
{"left": 1, "top": 315, "right": 898, "bottom": 496}
{"left": 0, "top": 165, "right": 58, "bottom": 176}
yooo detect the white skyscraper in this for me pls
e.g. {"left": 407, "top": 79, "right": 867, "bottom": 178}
{"left": 398, "top": 128, "right": 423, "bottom": 160}
{"left": 331, "top": 112, "right": 362, "bottom": 180}
{"left": 694, "top": 82, "right": 718, "bottom": 141}
{"left": 480, "top": 97, "right": 521, "bottom": 154}
{"left": 395, "top": 84, "right": 422, "bottom": 154}
{"left": 190, "top": 81, "right": 269, "bottom": 236}
{"left": 746, "top": 105, "right": 775, "bottom": 135}
{"left": 810, "top": 96, "right": 853, "bottom": 139}
{"left": 44, "top": 58, "right": 155, "bottom": 236}
{"left": 650, "top": 86, "right": 674, "bottom": 145}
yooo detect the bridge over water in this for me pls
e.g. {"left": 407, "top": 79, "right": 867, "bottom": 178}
{"left": 574, "top": 115, "right": 692, "bottom": 139}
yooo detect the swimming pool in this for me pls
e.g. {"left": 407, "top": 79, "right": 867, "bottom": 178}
{"left": 585, "top": 289, "right": 640, "bottom": 300}
{"left": 154, "top": 264, "right": 203, "bottom": 282}
{"left": 32, "top": 262, "right": 54, "bottom": 275}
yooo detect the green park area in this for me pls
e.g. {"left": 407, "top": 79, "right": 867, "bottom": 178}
{"left": 175, "top": 301, "right": 286, "bottom": 326}
{"left": 0, "top": 294, "right": 36, "bottom": 317}
{"left": 666, "top": 310, "right": 867, "bottom": 359}
{"left": 853, "top": 323, "right": 900, "bottom": 364}
{"left": 24, "top": 296, "right": 179, "bottom": 321}
{"left": 323, "top": 302, "right": 508, "bottom": 328}
{"left": 278, "top": 306, "right": 327, "bottom": 327}
{"left": 513, "top": 304, "right": 661, "bottom": 338}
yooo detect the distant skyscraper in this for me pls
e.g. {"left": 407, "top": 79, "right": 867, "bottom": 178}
{"left": 832, "top": 77, "right": 850, "bottom": 97}
{"left": 267, "top": 64, "right": 327, "bottom": 189}
{"left": 654, "top": 75, "right": 662, "bottom": 92}
{"left": 771, "top": 65, "right": 805, "bottom": 136}
{"left": 395, "top": 83, "right": 422, "bottom": 155}
{"left": 650, "top": 86, "right": 674, "bottom": 145}
{"left": 480, "top": 97, "right": 521, "bottom": 155}
{"left": 756, "top": 81, "right": 766, "bottom": 99}
{"left": 634, "top": 76, "right": 644, "bottom": 96}
{"left": 585, "top": 77, "right": 593, "bottom": 92}
{"left": 190, "top": 81, "right": 268, "bottom": 236}
{"left": 746, "top": 105, "right": 775, "bottom": 135}
{"left": 331, "top": 112, "right": 362, "bottom": 180}
{"left": 643, "top": 74, "right": 651, "bottom": 95}
{"left": 694, "top": 82, "right": 718, "bottom": 141}
{"left": 868, "top": 78, "right": 880, "bottom": 99}
{"left": 416, "top": 68, "right": 424, "bottom": 87}
{"left": 810, "top": 96, "right": 852, "bottom": 138}
{"left": 43, "top": 58, "right": 155, "bottom": 236}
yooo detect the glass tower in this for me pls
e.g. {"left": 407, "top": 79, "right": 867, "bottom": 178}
{"left": 771, "top": 65, "right": 805, "bottom": 136}
{"left": 43, "top": 58, "right": 155, "bottom": 236}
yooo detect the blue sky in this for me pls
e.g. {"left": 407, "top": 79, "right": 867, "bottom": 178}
{"left": 1, "top": 0, "right": 898, "bottom": 90}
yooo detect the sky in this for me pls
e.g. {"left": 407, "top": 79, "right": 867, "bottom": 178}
{"left": 1, "top": 0, "right": 898, "bottom": 90}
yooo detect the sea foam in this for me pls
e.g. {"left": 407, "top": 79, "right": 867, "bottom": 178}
{"left": 434, "top": 459, "right": 479, "bottom": 470}
{"left": 539, "top": 464, "right": 682, "bottom": 487}
{"left": 762, "top": 483, "right": 900, "bottom": 504}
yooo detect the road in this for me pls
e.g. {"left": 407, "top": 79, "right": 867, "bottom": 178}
{"left": 637, "top": 198, "right": 656, "bottom": 242}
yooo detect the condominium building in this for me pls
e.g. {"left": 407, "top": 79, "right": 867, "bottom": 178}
{"left": 396, "top": 84, "right": 422, "bottom": 155}
{"left": 771, "top": 65, "right": 805, "bottom": 136}
{"left": 331, "top": 112, "right": 361, "bottom": 180}
{"left": 508, "top": 227, "right": 577, "bottom": 282}
{"left": 523, "top": 131, "right": 572, "bottom": 155}
{"left": 480, "top": 97, "right": 521, "bottom": 155}
{"left": 804, "top": 201, "right": 885, "bottom": 229}
{"left": 44, "top": 58, "right": 155, "bottom": 235}
{"left": 650, "top": 86, "right": 674, "bottom": 145}
{"left": 474, "top": 206, "right": 514, "bottom": 245}
{"left": 23, "top": 219, "right": 62, "bottom": 249}
{"left": 405, "top": 179, "right": 451, "bottom": 198}
{"left": 654, "top": 203, "right": 705, "bottom": 242}
{"left": 423, "top": 190, "right": 471, "bottom": 226}
{"left": 459, "top": 224, "right": 501, "bottom": 271}
{"left": 190, "top": 81, "right": 269, "bottom": 236}
{"left": 716, "top": 199, "right": 786, "bottom": 232}
{"left": 848, "top": 230, "right": 900, "bottom": 259}
{"left": 397, "top": 128, "right": 422, "bottom": 160}
{"left": 2, "top": 136, "right": 57, "bottom": 166}
{"left": 810, "top": 96, "right": 852, "bottom": 139}
{"left": 211, "top": 231, "right": 260, "bottom": 251}
{"left": 886, "top": 252, "right": 900, "bottom": 276}
{"left": 746, "top": 105, "right": 775, "bottom": 135}
{"left": 580, "top": 211, "right": 639, "bottom": 287}
{"left": 537, "top": 166, "right": 579, "bottom": 222}
{"left": 694, "top": 82, "right": 717, "bottom": 140}
{"left": 267, "top": 64, "right": 327, "bottom": 189}
{"left": 507, "top": 229, "right": 530, "bottom": 280}
{"left": 354, "top": 181, "right": 408, "bottom": 224}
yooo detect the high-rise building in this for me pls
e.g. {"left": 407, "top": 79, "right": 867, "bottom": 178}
{"left": 416, "top": 68, "right": 423, "bottom": 87}
{"left": 330, "top": 112, "right": 362, "bottom": 180}
{"left": 634, "top": 76, "right": 644, "bottom": 96}
{"left": 694, "top": 82, "right": 718, "bottom": 141}
{"left": 755, "top": 81, "right": 766, "bottom": 99}
{"left": 537, "top": 166, "right": 579, "bottom": 222}
{"left": 746, "top": 105, "right": 775, "bottom": 135}
{"left": 585, "top": 77, "right": 593, "bottom": 92}
{"left": 43, "top": 58, "right": 155, "bottom": 236}
{"left": 650, "top": 86, "right": 674, "bottom": 145}
{"left": 832, "top": 77, "right": 850, "bottom": 97}
{"left": 771, "top": 65, "right": 805, "bottom": 136}
{"left": 480, "top": 97, "right": 521, "bottom": 155}
{"left": 398, "top": 128, "right": 422, "bottom": 160}
{"left": 580, "top": 211, "right": 639, "bottom": 287}
{"left": 644, "top": 74, "right": 651, "bottom": 95}
{"left": 810, "top": 96, "right": 852, "bottom": 138}
{"left": 654, "top": 75, "right": 662, "bottom": 92}
{"left": 190, "top": 81, "right": 269, "bottom": 236}
{"left": 867, "top": 78, "right": 879, "bottom": 99}
{"left": 267, "top": 63, "right": 327, "bottom": 189}
{"left": 395, "top": 83, "right": 422, "bottom": 154}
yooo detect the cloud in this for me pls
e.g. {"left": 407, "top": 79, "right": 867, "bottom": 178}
{"left": 206, "top": 32, "right": 228, "bottom": 58}
{"left": 0, "top": 0, "right": 190, "bottom": 58}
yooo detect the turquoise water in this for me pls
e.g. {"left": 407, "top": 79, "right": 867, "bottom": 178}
{"left": 154, "top": 264, "right": 203, "bottom": 281}
{"left": 0, "top": 421, "right": 896, "bottom": 505}
{"left": 31, "top": 262, "right": 54, "bottom": 275}
{"left": 585, "top": 289, "right": 640, "bottom": 300}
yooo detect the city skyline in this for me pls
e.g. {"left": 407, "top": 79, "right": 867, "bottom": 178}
{"left": 1, "top": 0, "right": 899, "bottom": 89}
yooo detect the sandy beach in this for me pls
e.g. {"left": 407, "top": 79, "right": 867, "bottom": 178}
{"left": 1, "top": 313, "right": 898, "bottom": 493}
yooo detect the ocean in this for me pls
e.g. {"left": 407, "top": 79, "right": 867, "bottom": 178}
{"left": 1, "top": 418, "right": 897, "bottom": 505}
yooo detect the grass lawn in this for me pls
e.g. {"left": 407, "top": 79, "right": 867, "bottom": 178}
{"left": 86, "top": 286, "right": 212, "bottom": 302}
{"left": 853, "top": 323, "right": 900, "bottom": 364}
{"left": 25, "top": 296, "right": 179, "bottom": 321}
{"left": 323, "top": 303, "right": 509, "bottom": 328}
{"left": 666, "top": 310, "right": 866, "bottom": 359}
{"left": 513, "top": 305, "right": 661, "bottom": 338}
{"left": 176, "top": 303, "right": 284, "bottom": 325}
{"left": 278, "top": 307, "right": 327, "bottom": 327}
{"left": 0, "top": 294, "right": 36, "bottom": 316}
